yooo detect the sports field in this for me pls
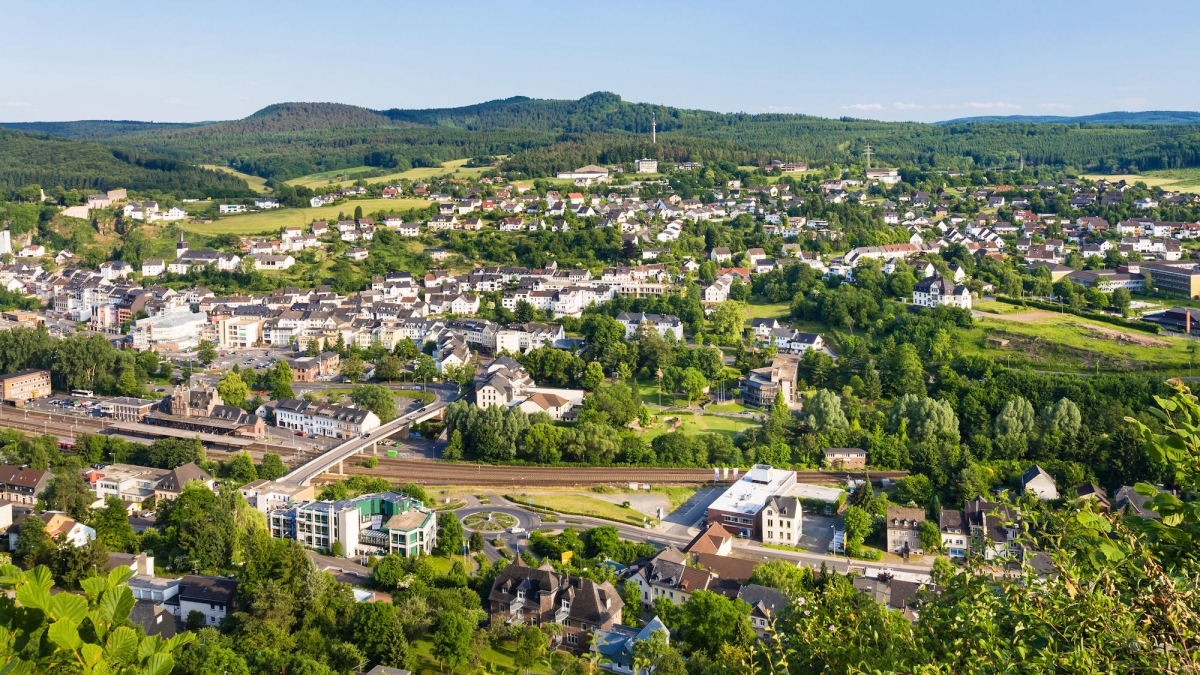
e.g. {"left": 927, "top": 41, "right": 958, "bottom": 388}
{"left": 182, "top": 198, "right": 428, "bottom": 235}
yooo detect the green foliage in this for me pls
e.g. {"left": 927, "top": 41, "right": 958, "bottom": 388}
{"left": 349, "top": 384, "right": 397, "bottom": 423}
{"left": 434, "top": 511, "right": 464, "bottom": 556}
{"left": 0, "top": 563, "right": 196, "bottom": 674}
{"left": 217, "top": 371, "right": 249, "bottom": 409}
{"left": 807, "top": 388, "right": 848, "bottom": 434}
{"left": 91, "top": 496, "right": 138, "bottom": 553}
{"left": 257, "top": 453, "right": 286, "bottom": 481}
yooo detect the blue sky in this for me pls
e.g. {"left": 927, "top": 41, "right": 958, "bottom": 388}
{"left": 3, "top": 0, "right": 1198, "bottom": 123}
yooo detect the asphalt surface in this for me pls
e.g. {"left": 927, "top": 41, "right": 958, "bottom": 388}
{"left": 281, "top": 383, "right": 458, "bottom": 485}
{"left": 454, "top": 494, "right": 936, "bottom": 575}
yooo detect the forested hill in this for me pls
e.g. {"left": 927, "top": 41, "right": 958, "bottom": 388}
{"left": 0, "top": 119, "right": 208, "bottom": 140}
{"left": 0, "top": 128, "right": 253, "bottom": 197}
{"left": 7, "top": 92, "right": 1200, "bottom": 183}
{"left": 939, "top": 110, "right": 1200, "bottom": 125}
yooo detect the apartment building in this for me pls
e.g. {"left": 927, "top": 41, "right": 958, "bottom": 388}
{"left": 272, "top": 398, "right": 381, "bottom": 439}
{"left": 0, "top": 369, "right": 51, "bottom": 403}
{"left": 743, "top": 355, "right": 798, "bottom": 407}
{"left": 219, "top": 316, "right": 261, "bottom": 348}
{"left": 267, "top": 491, "right": 436, "bottom": 557}
{"left": 0, "top": 465, "right": 53, "bottom": 504}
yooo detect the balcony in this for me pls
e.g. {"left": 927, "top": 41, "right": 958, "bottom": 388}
{"left": 555, "top": 606, "right": 570, "bottom": 624}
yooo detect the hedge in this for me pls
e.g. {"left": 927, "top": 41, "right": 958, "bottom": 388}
{"left": 993, "top": 296, "right": 1161, "bottom": 334}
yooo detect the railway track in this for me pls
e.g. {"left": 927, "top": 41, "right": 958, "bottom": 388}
{"left": 319, "top": 455, "right": 909, "bottom": 487}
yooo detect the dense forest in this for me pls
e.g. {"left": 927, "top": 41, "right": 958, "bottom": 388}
{"left": 6, "top": 92, "right": 1200, "bottom": 185}
{"left": 0, "top": 128, "right": 253, "bottom": 197}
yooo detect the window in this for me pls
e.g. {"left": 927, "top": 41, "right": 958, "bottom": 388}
{"left": 567, "top": 634, "right": 578, "bottom": 645}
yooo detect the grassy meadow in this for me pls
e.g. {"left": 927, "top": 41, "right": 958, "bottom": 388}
{"left": 959, "top": 310, "right": 1197, "bottom": 374}
{"left": 201, "top": 165, "right": 272, "bottom": 194}
{"left": 182, "top": 198, "right": 429, "bottom": 235}
{"left": 285, "top": 158, "right": 488, "bottom": 190}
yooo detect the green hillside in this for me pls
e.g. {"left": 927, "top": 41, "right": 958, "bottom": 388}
{"left": 0, "top": 128, "right": 253, "bottom": 197}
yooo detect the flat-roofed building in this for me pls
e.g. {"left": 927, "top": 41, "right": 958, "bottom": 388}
{"left": 705, "top": 464, "right": 798, "bottom": 539}
{"left": 0, "top": 369, "right": 51, "bottom": 403}
{"left": 1142, "top": 262, "right": 1200, "bottom": 298}
{"left": 239, "top": 479, "right": 316, "bottom": 513}
{"left": 268, "top": 491, "right": 435, "bottom": 557}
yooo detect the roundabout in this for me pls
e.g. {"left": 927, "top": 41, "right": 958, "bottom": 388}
{"left": 462, "top": 510, "right": 518, "bottom": 532}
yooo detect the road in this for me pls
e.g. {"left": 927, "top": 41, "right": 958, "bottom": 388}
{"left": 455, "top": 495, "right": 934, "bottom": 575}
{"left": 280, "top": 384, "right": 458, "bottom": 485}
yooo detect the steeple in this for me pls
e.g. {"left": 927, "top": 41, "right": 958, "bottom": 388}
{"left": 176, "top": 233, "right": 188, "bottom": 259}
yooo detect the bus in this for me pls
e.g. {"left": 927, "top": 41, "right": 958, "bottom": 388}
{"left": 70, "top": 389, "right": 94, "bottom": 398}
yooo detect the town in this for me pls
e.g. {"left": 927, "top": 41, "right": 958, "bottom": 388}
{"left": 3, "top": 8, "right": 1200, "bottom": 667}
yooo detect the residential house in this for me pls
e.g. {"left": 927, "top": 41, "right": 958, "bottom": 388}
{"left": 822, "top": 447, "right": 867, "bottom": 469}
{"left": 885, "top": 506, "right": 925, "bottom": 556}
{"left": 488, "top": 557, "right": 623, "bottom": 653}
{"left": 1020, "top": 464, "right": 1058, "bottom": 500}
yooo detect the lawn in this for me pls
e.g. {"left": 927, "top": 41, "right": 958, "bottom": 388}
{"left": 706, "top": 402, "right": 755, "bottom": 414}
{"left": 640, "top": 412, "right": 757, "bottom": 443}
{"left": 201, "top": 165, "right": 271, "bottom": 194}
{"left": 744, "top": 299, "right": 791, "bottom": 322}
{"left": 958, "top": 312, "right": 1197, "bottom": 374}
{"left": 972, "top": 300, "right": 1029, "bottom": 315}
{"left": 463, "top": 511, "right": 517, "bottom": 532}
{"left": 507, "top": 492, "right": 653, "bottom": 527}
{"left": 411, "top": 636, "right": 553, "bottom": 675}
{"left": 182, "top": 198, "right": 428, "bottom": 235}
{"left": 285, "top": 158, "right": 487, "bottom": 190}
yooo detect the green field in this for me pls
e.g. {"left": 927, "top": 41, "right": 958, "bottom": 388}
{"left": 972, "top": 300, "right": 1028, "bottom": 315}
{"left": 959, "top": 311, "right": 1196, "bottom": 374}
{"left": 744, "top": 299, "right": 791, "bottom": 322}
{"left": 182, "top": 198, "right": 428, "bottom": 235}
{"left": 285, "top": 158, "right": 487, "bottom": 189}
{"left": 201, "top": 165, "right": 271, "bottom": 194}
{"left": 508, "top": 492, "right": 653, "bottom": 527}
{"left": 1082, "top": 169, "right": 1200, "bottom": 194}
{"left": 411, "top": 636, "right": 553, "bottom": 675}
{"left": 640, "top": 412, "right": 757, "bottom": 442}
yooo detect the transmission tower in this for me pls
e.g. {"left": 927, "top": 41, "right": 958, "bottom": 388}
{"left": 863, "top": 143, "right": 873, "bottom": 169}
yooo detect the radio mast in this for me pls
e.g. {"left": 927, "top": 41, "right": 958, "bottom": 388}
{"left": 652, "top": 113, "right": 656, "bottom": 144}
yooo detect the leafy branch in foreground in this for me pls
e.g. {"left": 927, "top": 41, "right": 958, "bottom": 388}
{"left": 0, "top": 564, "right": 194, "bottom": 675}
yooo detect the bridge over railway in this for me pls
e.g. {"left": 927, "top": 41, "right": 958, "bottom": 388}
{"left": 279, "top": 390, "right": 455, "bottom": 486}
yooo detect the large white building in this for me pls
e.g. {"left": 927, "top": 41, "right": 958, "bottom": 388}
{"left": 912, "top": 275, "right": 972, "bottom": 310}
{"left": 272, "top": 398, "right": 381, "bottom": 439}
{"left": 130, "top": 309, "right": 207, "bottom": 351}
{"left": 616, "top": 312, "right": 684, "bottom": 340}
{"left": 268, "top": 491, "right": 436, "bottom": 558}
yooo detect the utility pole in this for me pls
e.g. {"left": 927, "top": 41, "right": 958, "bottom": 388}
{"left": 863, "top": 143, "right": 873, "bottom": 169}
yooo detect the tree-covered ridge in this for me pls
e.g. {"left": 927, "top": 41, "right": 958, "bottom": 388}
{"left": 9, "top": 92, "right": 1200, "bottom": 182}
{"left": 0, "top": 128, "right": 253, "bottom": 197}
{"left": 0, "top": 119, "right": 209, "bottom": 140}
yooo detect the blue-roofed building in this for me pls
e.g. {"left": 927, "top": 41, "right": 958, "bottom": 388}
{"left": 592, "top": 616, "right": 670, "bottom": 674}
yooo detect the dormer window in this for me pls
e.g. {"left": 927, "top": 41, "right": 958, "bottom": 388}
{"left": 516, "top": 590, "right": 525, "bottom": 601}
{"left": 561, "top": 599, "right": 570, "bottom": 611}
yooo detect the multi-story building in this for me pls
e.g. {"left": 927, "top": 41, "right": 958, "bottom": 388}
{"left": 885, "top": 506, "right": 925, "bottom": 556}
{"left": 0, "top": 369, "right": 51, "bottom": 403}
{"left": 131, "top": 310, "right": 208, "bottom": 351}
{"left": 822, "top": 447, "right": 867, "bottom": 469}
{"left": 0, "top": 465, "right": 53, "bottom": 504}
{"left": 99, "top": 396, "right": 157, "bottom": 422}
{"left": 706, "top": 465, "right": 799, "bottom": 539}
{"left": 267, "top": 491, "right": 436, "bottom": 557}
{"left": 615, "top": 312, "right": 683, "bottom": 340}
{"left": 219, "top": 316, "right": 262, "bottom": 348}
{"left": 176, "top": 576, "right": 239, "bottom": 627}
{"left": 239, "top": 480, "right": 316, "bottom": 513}
{"left": 488, "top": 557, "right": 624, "bottom": 653}
{"left": 86, "top": 464, "right": 170, "bottom": 507}
{"left": 1141, "top": 262, "right": 1200, "bottom": 298}
{"left": 626, "top": 546, "right": 719, "bottom": 609}
{"left": 743, "top": 356, "right": 798, "bottom": 408}
{"left": 912, "top": 275, "right": 972, "bottom": 310}
{"left": 272, "top": 398, "right": 380, "bottom": 439}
